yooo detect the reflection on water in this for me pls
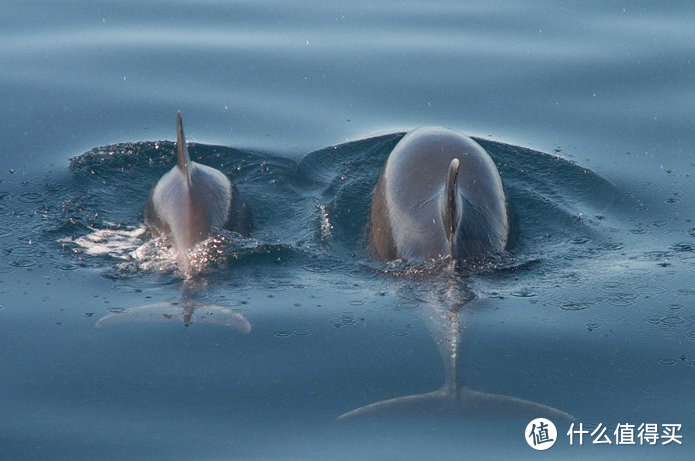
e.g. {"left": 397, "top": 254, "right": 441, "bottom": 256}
{"left": 341, "top": 274, "right": 575, "bottom": 421}
{"left": 97, "top": 279, "right": 251, "bottom": 333}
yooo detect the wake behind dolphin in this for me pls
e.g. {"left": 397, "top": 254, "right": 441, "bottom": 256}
{"left": 145, "top": 112, "right": 252, "bottom": 274}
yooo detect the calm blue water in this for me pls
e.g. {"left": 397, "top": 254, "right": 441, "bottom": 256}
{"left": 1, "top": 1, "right": 694, "bottom": 460}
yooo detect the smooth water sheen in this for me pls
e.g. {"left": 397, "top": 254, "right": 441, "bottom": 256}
{"left": 1, "top": 1, "right": 694, "bottom": 460}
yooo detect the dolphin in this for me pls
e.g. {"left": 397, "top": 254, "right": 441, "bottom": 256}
{"left": 341, "top": 128, "right": 573, "bottom": 420}
{"left": 369, "top": 127, "right": 508, "bottom": 263}
{"left": 145, "top": 112, "right": 251, "bottom": 272}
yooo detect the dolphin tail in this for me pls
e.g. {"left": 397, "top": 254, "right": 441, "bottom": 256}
{"left": 338, "top": 386, "right": 576, "bottom": 422}
{"left": 442, "top": 158, "right": 460, "bottom": 256}
{"left": 176, "top": 111, "right": 192, "bottom": 188}
{"left": 95, "top": 302, "right": 251, "bottom": 333}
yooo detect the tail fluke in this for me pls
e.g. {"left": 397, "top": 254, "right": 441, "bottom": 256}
{"left": 338, "top": 386, "right": 575, "bottom": 422}
{"left": 95, "top": 302, "right": 251, "bottom": 333}
{"left": 176, "top": 111, "right": 192, "bottom": 188}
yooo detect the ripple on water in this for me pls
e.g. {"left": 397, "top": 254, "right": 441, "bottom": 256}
{"left": 657, "top": 358, "right": 678, "bottom": 367}
{"left": 4, "top": 241, "right": 43, "bottom": 259}
{"left": 633, "top": 285, "right": 666, "bottom": 296}
{"left": 327, "top": 312, "right": 360, "bottom": 328}
{"left": 17, "top": 191, "right": 44, "bottom": 204}
{"left": 9, "top": 259, "right": 36, "bottom": 268}
{"left": 511, "top": 289, "right": 537, "bottom": 298}
{"left": 642, "top": 387, "right": 663, "bottom": 401}
{"left": 554, "top": 297, "right": 597, "bottom": 311}
{"left": 669, "top": 242, "right": 695, "bottom": 254}
{"left": 0, "top": 225, "right": 13, "bottom": 239}
{"left": 390, "top": 328, "right": 411, "bottom": 337}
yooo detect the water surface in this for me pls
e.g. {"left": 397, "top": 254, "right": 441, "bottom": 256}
{"left": 1, "top": 1, "right": 694, "bottom": 460}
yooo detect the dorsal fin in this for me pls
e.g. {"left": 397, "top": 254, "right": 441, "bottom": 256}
{"left": 176, "top": 111, "right": 192, "bottom": 189}
{"left": 442, "top": 158, "right": 460, "bottom": 256}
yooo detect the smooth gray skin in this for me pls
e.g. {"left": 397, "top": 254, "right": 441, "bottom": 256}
{"left": 145, "top": 113, "right": 251, "bottom": 265}
{"left": 369, "top": 127, "right": 508, "bottom": 262}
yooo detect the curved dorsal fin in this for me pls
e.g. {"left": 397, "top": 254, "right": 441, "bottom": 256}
{"left": 443, "top": 158, "right": 460, "bottom": 256}
{"left": 176, "top": 111, "right": 192, "bottom": 189}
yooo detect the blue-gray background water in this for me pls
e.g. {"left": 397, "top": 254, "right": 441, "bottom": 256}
{"left": 1, "top": 1, "right": 694, "bottom": 459}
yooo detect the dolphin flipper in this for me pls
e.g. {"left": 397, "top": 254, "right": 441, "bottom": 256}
{"left": 338, "top": 386, "right": 575, "bottom": 422}
{"left": 95, "top": 302, "right": 251, "bottom": 333}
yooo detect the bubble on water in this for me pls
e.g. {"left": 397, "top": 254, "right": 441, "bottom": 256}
{"left": 317, "top": 203, "right": 333, "bottom": 241}
{"left": 65, "top": 226, "right": 147, "bottom": 258}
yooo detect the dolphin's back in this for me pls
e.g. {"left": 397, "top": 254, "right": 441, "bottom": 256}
{"left": 146, "top": 162, "right": 224, "bottom": 246}
{"left": 370, "top": 127, "right": 508, "bottom": 261}
{"left": 145, "top": 113, "right": 252, "bottom": 255}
